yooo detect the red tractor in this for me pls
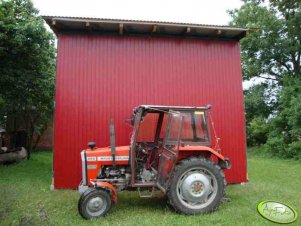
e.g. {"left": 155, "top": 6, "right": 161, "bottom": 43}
{"left": 78, "top": 105, "right": 231, "bottom": 219}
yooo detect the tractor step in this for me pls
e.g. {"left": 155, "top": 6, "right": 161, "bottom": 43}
{"left": 137, "top": 187, "right": 155, "bottom": 198}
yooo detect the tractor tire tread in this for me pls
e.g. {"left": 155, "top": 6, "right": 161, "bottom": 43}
{"left": 78, "top": 188, "right": 112, "bottom": 219}
{"left": 167, "top": 156, "right": 226, "bottom": 215}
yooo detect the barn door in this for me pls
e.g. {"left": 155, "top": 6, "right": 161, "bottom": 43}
{"left": 156, "top": 111, "right": 183, "bottom": 192}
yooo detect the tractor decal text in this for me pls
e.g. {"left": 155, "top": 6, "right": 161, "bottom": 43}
{"left": 97, "top": 156, "right": 129, "bottom": 161}
{"left": 87, "top": 165, "right": 97, "bottom": 169}
{"left": 87, "top": 157, "right": 96, "bottom": 161}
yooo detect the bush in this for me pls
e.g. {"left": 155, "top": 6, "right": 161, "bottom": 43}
{"left": 244, "top": 83, "right": 275, "bottom": 147}
{"left": 247, "top": 117, "right": 270, "bottom": 146}
{"left": 264, "top": 78, "right": 301, "bottom": 160}
{"left": 264, "top": 136, "right": 286, "bottom": 157}
{"left": 265, "top": 138, "right": 301, "bottom": 160}
{"left": 287, "top": 141, "right": 301, "bottom": 160}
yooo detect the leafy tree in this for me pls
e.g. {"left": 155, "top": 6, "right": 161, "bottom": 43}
{"left": 244, "top": 83, "right": 275, "bottom": 146}
{"left": 229, "top": 0, "right": 300, "bottom": 82}
{"left": 265, "top": 78, "right": 301, "bottom": 159}
{"left": 229, "top": 0, "right": 301, "bottom": 158}
{"left": 0, "top": 0, "right": 55, "bottom": 151}
{"left": 244, "top": 83, "right": 274, "bottom": 123}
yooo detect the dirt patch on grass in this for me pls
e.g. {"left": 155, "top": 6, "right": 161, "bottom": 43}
{"left": 0, "top": 186, "right": 15, "bottom": 221}
{"left": 38, "top": 203, "right": 56, "bottom": 226}
{"left": 0, "top": 206, "right": 11, "bottom": 221}
{"left": 18, "top": 215, "right": 36, "bottom": 226}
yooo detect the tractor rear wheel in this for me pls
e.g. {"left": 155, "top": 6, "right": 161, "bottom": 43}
{"left": 78, "top": 188, "right": 112, "bottom": 219}
{"left": 167, "top": 157, "right": 226, "bottom": 215}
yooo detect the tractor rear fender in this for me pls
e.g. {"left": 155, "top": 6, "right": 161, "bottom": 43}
{"left": 90, "top": 181, "right": 118, "bottom": 204}
{"left": 178, "top": 146, "right": 231, "bottom": 169}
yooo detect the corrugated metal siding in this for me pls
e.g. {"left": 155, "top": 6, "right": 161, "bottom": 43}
{"left": 54, "top": 34, "right": 247, "bottom": 189}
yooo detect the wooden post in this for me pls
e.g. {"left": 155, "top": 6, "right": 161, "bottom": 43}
{"left": 119, "top": 24, "right": 124, "bottom": 34}
{"left": 152, "top": 25, "right": 157, "bottom": 33}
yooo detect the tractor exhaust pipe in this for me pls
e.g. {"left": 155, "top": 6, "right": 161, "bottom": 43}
{"left": 109, "top": 117, "right": 116, "bottom": 167}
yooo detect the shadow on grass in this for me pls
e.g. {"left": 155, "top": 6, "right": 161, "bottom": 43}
{"left": 116, "top": 190, "right": 169, "bottom": 211}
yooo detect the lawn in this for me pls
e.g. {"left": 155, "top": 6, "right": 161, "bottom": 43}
{"left": 0, "top": 151, "right": 300, "bottom": 226}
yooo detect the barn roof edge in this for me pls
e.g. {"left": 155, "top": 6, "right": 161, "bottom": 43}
{"left": 43, "top": 15, "right": 248, "bottom": 41}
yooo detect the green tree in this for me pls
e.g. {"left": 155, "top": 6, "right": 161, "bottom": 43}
{"left": 265, "top": 78, "right": 301, "bottom": 159}
{"left": 229, "top": 0, "right": 300, "bottom": 82}
{"left": 0, "top": 0, "right": 55, "bottom": 151}
{"left": 244, "top": 83, "right": 273, "bottom": 123}
{"left": 244, "top": 83, "right": 274, "bottom": 146}
{"left": 229, "top": 0, "right": 301, "bottom": 158}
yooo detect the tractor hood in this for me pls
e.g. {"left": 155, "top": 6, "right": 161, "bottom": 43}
{"left": 85, "top": 146, "right": 130, "bottom": 165}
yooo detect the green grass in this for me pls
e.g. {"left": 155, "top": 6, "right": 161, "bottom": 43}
{"left": 0, "top": 151, "right": 300, "bottom": 226}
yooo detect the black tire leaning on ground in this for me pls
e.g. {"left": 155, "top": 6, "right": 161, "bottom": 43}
{"left": 167, "top": 157, "right": 226, "bottom": 215}
{"left": 78, "top": 188, "right": 112, "bottom": 219}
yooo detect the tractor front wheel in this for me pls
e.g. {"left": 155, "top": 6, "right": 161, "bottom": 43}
{"left": 167, "top": 157, "right": 226, "bottom": 215}
{"left": 78, "top": 188, "right": 112, "bottom": 219}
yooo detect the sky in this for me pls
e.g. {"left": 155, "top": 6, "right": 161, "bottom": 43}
{"left": 32, "top": 0, "right": 243, "bottom": 25}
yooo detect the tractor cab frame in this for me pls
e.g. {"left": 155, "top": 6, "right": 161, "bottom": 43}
{"left": 129, "top": 105, "right": 219, "bottom": 190}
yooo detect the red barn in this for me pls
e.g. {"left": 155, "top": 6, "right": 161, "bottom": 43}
{"left": 44, "top": 16, "right": 248, "bottom": 189}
